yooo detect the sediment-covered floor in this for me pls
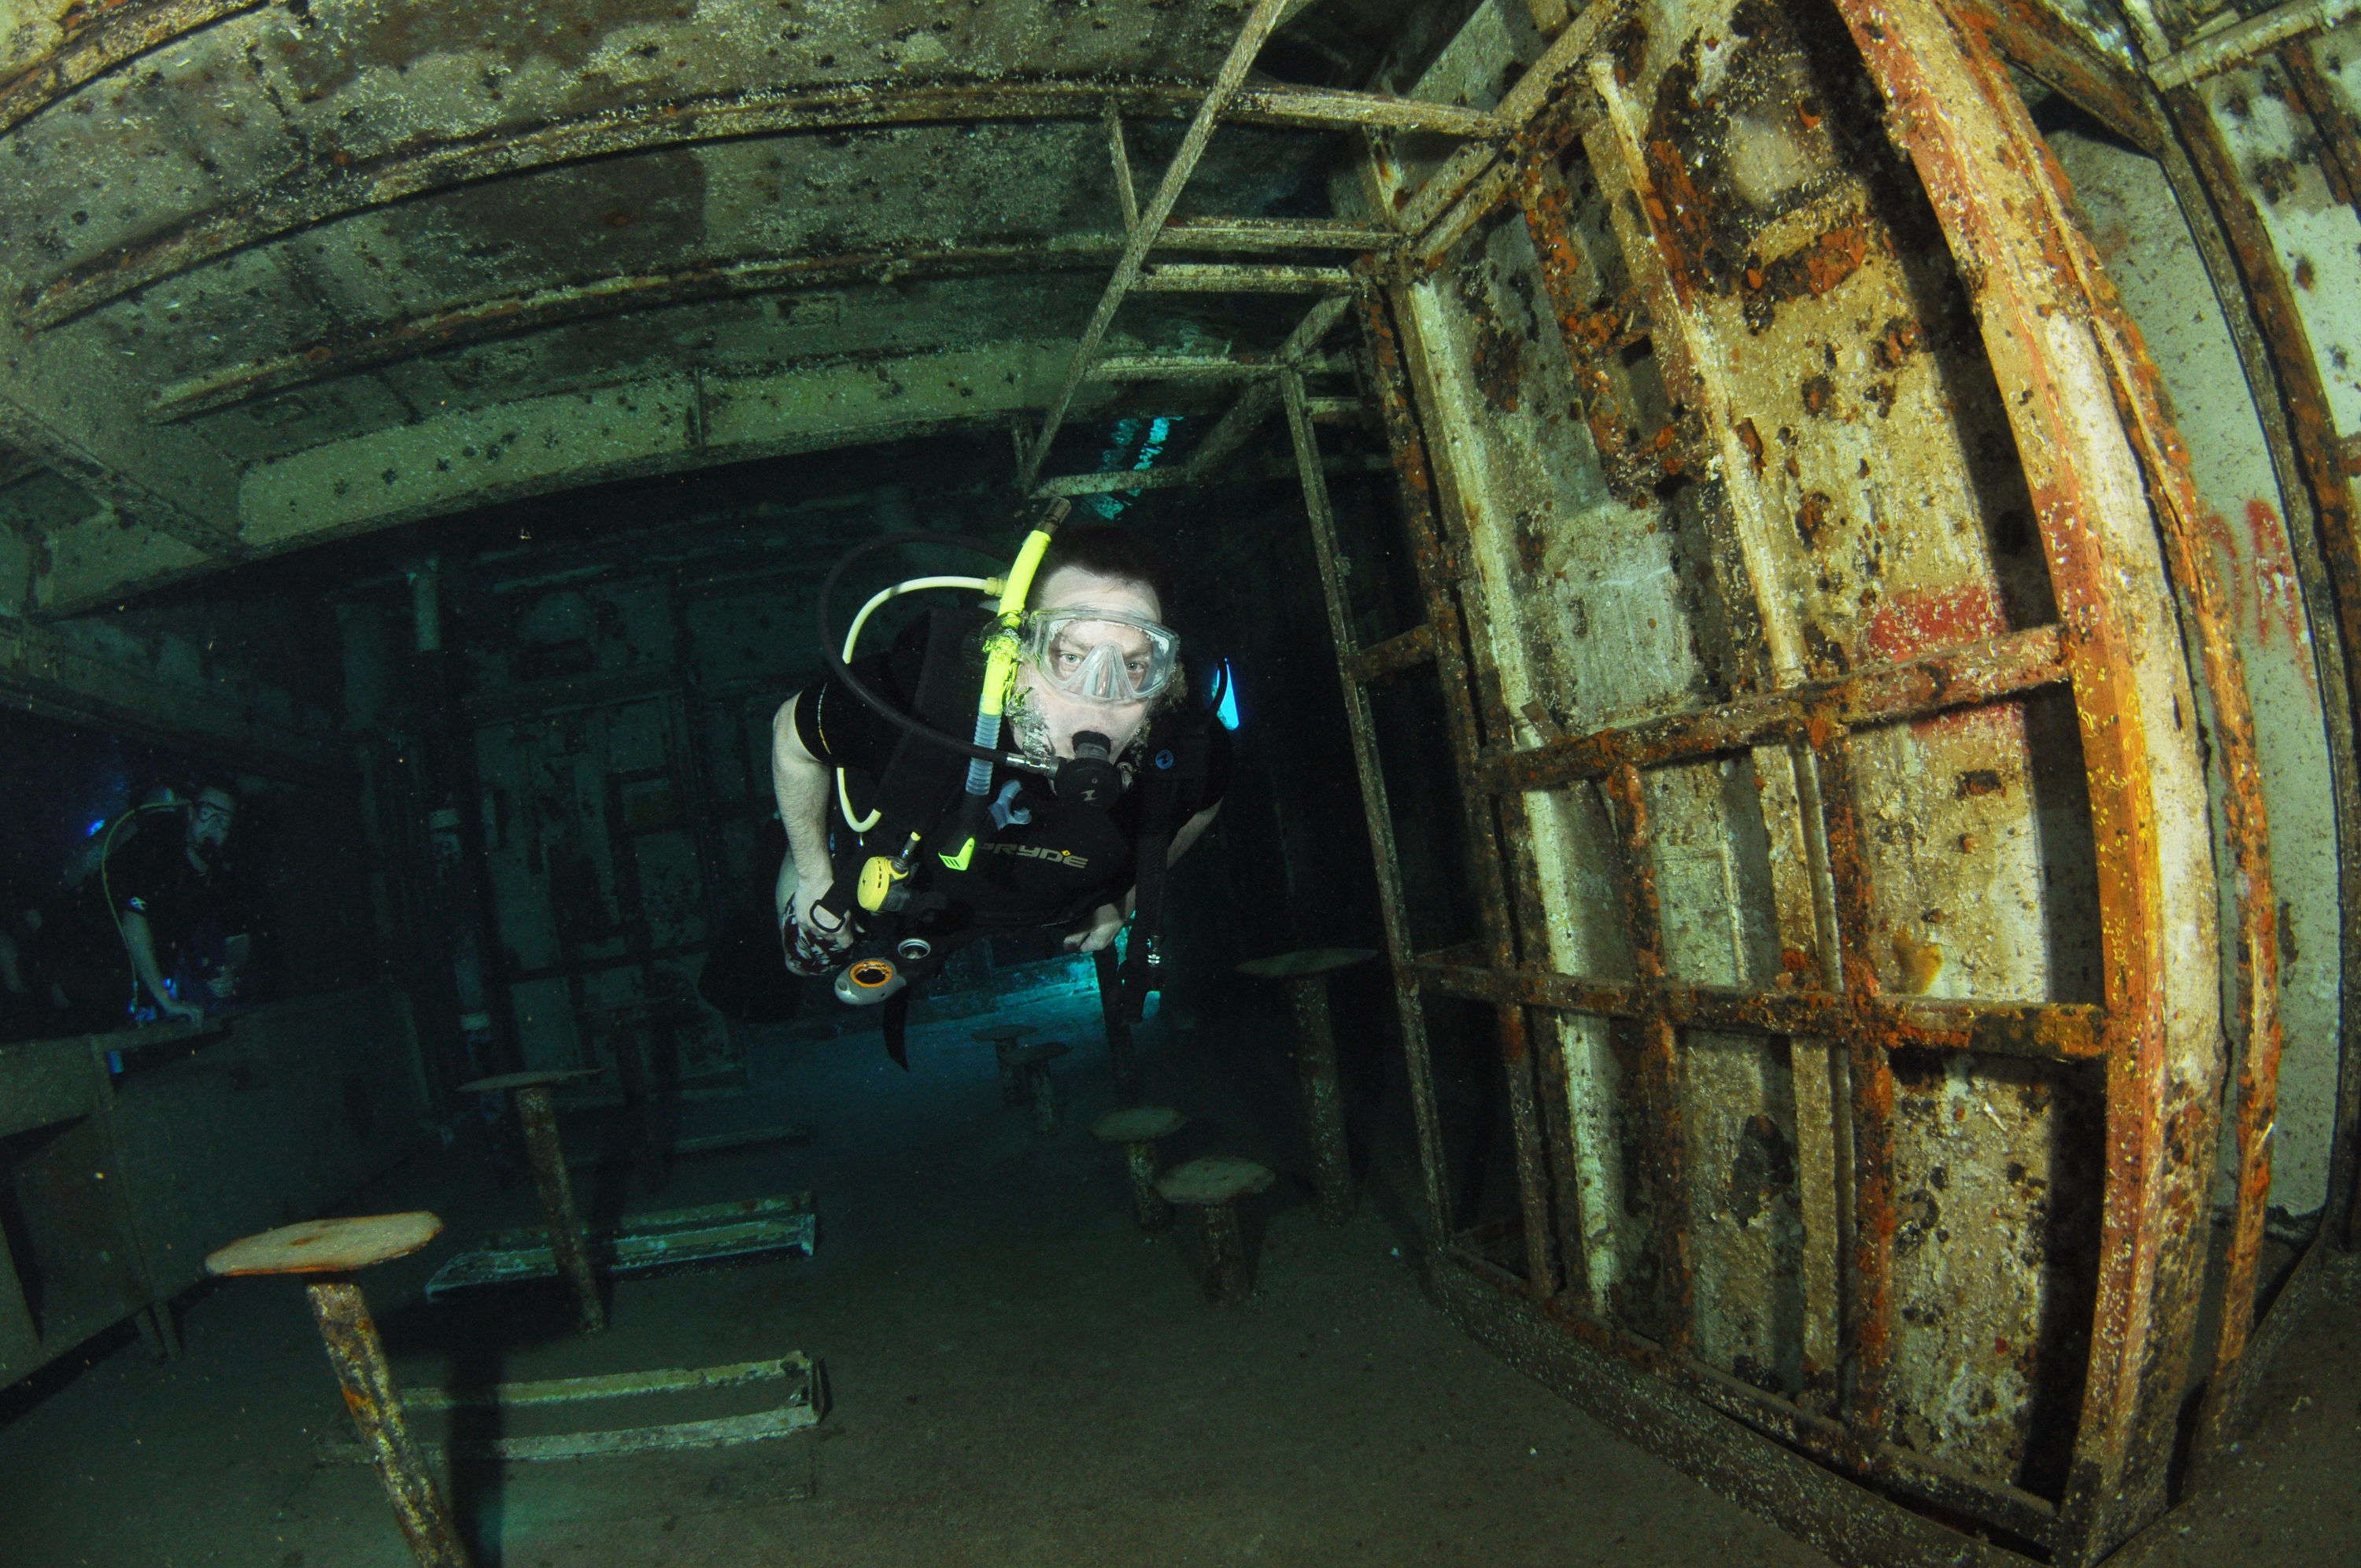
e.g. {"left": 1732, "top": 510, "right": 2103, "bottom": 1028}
{"left": 0, "top": 998, "right": 2351, "bottom": 1567}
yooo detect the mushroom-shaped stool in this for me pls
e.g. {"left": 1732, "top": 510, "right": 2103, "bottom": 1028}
{"left": 208, "top": 1214, "right": 469, "bottom": 1567}
{"left": 1155, "top": 1157, "right": 1275, "bottom": 1304}
{"left": 1006, "top": 1040, "right": 1071, "bottom": 1134}
{"left": 1237, "top": 948, "right": 1376, "bottom": 1226}
{"left": 1092, "top": 1107, "right": 1188, "bottom": 1230}
{"left": 975, "top": 1026, "right": 1030, "bottom": 1106}
{"left": 459, "top": 1067, "right": 608, "bottom": 1331}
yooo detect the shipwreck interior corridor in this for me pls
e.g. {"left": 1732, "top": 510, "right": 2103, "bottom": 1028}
{"left": 0, "top": 988, "right": 2354, "bottom": 1568}
{"left": 4, "top": 0, "right": 2361, "bottom": 1564}
{"left": 0, "top": 997, "right": 1867, "bottom": 1568}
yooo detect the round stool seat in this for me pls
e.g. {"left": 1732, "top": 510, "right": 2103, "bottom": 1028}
{"left": 456, "top": 1068, "right": 604, "bottom": 1094}
{"left": 206, "top": 1212, "right": 443, "bottom": 1277}
{"left": 1236, "top": 948, "right": 1378, "bottom": 980}
{"left": 1156, "top": 1157, "right": 1274, "bottom": 1208}
{"left": 1094, "top": 1106, "right": 1186, "bottom": 1143}
{"left": 1006, "top": 1040, "right": 1071, "bottom": 1068}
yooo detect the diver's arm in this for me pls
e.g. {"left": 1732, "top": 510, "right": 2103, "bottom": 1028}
{"left": 1064, "top": 802, "right": 1221, "bottom": 954}
{"left": 770, "top": 693, "right": 844, "bottom": 939}
{"left": 121, "top": 910, "right": 201, "bottom": 1022}
{"left": 1167, "top": 800, "right": 1220, "bottom": 865}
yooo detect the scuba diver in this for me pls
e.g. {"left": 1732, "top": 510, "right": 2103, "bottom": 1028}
{"left": 770, "top": 511, "right": 1230, "bottom": 1067}
{"left": 109, "top": 780, "right": 253, "bottom": 1024}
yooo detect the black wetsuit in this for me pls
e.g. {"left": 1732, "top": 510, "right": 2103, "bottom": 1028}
{"left": 791, "top": 633, "right": 1232, "bottom": 938}
{"left": 109, "top": 831, "right": 250, "bottom": 1016}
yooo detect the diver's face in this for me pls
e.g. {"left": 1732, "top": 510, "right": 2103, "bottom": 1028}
{"left": 1012, "top": 567, "right": 1162, "bottom": 760}
{"left": 189, "top": 790, "right": 235, "bottom": 856}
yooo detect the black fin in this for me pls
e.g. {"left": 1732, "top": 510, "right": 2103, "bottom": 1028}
{"left": 883, "top": 987, "right": 913, "bottom": 1072}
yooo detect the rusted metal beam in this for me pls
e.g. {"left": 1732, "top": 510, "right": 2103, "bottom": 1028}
{"left": 1179, "top": 295, "right": 1354, "bottom": 481}
{"left": 149, "top": 233, "right": 1379, "bottom": 424}
{"left": 1804, "top": 729, "right": 1901, "bottom": 1455}
{"left": 308, "top": 1278, "right": 472, "bottom": 1566}
{"left": 2278, "top": 39, "right": 2361, "bottom": 220}
{"left": 1395, "top": 0, "right": 1631, "bottom": 244}
{"left": 1236, "top": 83, "right": 1502, "bottom": 138}
{"left": 512, "top": 1082, "right": 604, "bottom": 1334}
{"left": 1088, "top": 355, "right": 1280, "bottom": 381}
{"left": 1518, "top": 157, "right": 1659, "bottom": 501}
{"left": 1021, "top": 0, "right": 1296, "bottom": 489}
{"left": 0, "top": 0, "right": 264, "bottom": 136}
{"left": 1415, "top": 73, "right": 1602, "bottom": 271}
{"left": 20, "top": 76, "right": 1483, "bottom": 331}
{"left": 1343, "top": 622, "right": 1435, "bottom": 683}
{"left": 1582, "top": 61, "right": 1784, "bottom": 685}
{"left": 1365, "top": 283, "right": 1565, "bottom": 1301}
{"left": 2157, "top": 80, "right": 2347, "bottom": 1470}
{"left": 1281, "top": 367, "right": 1450, "bottom": 1246}
{"left": 1953, "top": 0, "right": 2167, "bottom": 153}
{"left": 2148, "top": 0, "right": 2361, "bottom": 89}
{"left": 1030, "top": 465, "right": 1206, "bottom": 499}
{"left": 1105, "top": 104, "right": 1140, "bottom": 236}
{"left": 2149, "top": 53, "right": 2361, "bottom": 1268}
{"left": 1132, "top": 261, "right": 1354, "bottom": 293}
{"left": 1487, "top": 627, "right": 2066, "bottom": 795}
{"left": 1410, "top": 959, "right": 2108, "bottom": 1061}
{"left": 1604, "top": 763, "right": 1695, "bottom": 1350}
{"left": 2020, "top": 54, "right": 2286, "bottom": 1496}
{"left": 146, "top": 245, "right": 1121, "bottom": 423}
{"left": 1158, "top": 216, "right": 1402, "bottom": 253}
{"left": 1842, "top": 0, "right": 2222, "bottom": 1554}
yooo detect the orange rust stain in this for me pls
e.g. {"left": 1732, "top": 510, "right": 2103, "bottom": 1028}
{"left": 1803, "top": 227, "right": 1870, "bottom": 296}
{"left": 1735, "top": 418, "right": 1765, "bottom": 472}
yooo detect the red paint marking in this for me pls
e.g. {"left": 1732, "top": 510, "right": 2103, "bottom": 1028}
{"left": 2198, "top": 500, "right": 2317, "bottom": 689}
{"left": 2243, "top": 499, "right": 2313, "bottom": 681}
{"left": 1862, "top": 583, "right": 2024, "bottom": 743}
{"left": 1863, "top": 581, "right": 2006, "bottom": 664}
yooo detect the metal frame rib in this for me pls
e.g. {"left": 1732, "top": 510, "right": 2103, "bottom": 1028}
{"left": 1019, "top": 0, "right": 1295, "bottom": 490}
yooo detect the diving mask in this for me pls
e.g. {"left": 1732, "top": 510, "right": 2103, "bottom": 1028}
{"left": 1022, "top": 606, "right": 1179, "bottom": 705}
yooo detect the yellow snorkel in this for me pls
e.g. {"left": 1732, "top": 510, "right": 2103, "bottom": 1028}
{"left": 939, "top": 507, "right": 1062, "bottom": 871}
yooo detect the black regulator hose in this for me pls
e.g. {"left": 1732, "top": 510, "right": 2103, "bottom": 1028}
{"left": 815, "top": 531, "right": 1051, "bottom": 774}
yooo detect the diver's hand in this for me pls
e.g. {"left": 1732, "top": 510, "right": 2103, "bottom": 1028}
{"left": 792, "top": 877, "right": 854, "bottom": 951}
{"left": 1064, "top": 904, "right": 1126, "bottom": 954}
{"left": 161, "top": 998, "right": 208, "bottom": 1025}
{"left": 205, "top": 968, "right": 239, "bottom": 1000}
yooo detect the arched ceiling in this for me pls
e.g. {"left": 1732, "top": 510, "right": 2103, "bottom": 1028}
{"left": 0, "top": 0, "right": 1504, "bottom": 614}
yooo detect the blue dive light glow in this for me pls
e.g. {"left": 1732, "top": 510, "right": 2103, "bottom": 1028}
{"left": 1216, "top": 660, "right": 1240, "bottom": 730}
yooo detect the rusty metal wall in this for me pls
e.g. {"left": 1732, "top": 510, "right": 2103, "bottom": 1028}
{"left": 1282, "top": 0, "right": 2360, "bottom": 1559}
